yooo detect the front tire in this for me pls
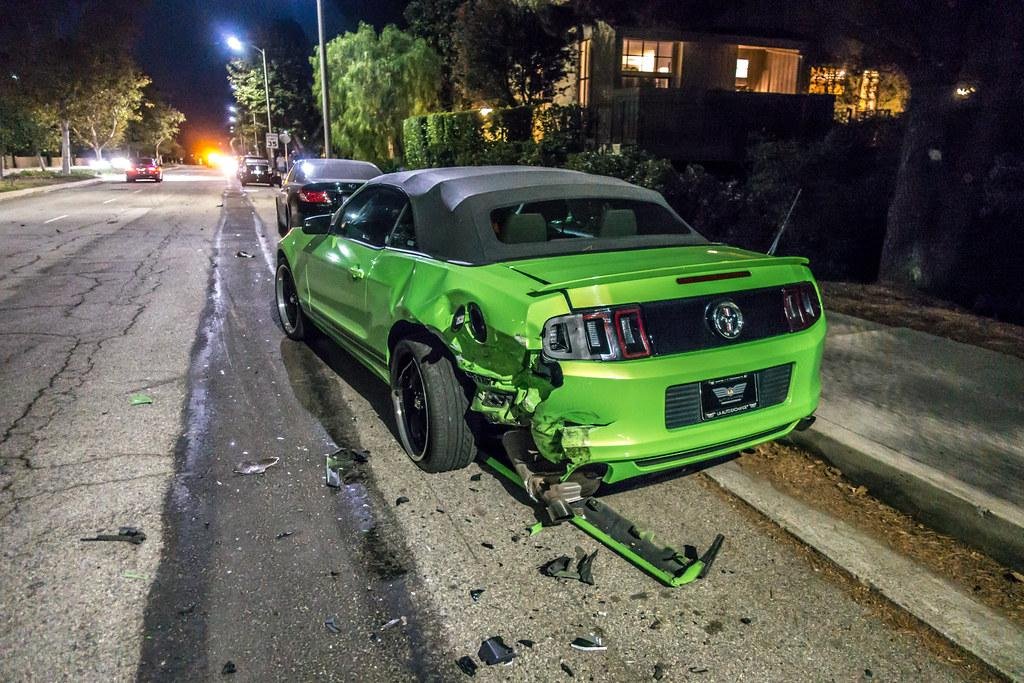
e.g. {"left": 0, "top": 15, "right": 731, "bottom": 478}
{"left": 275, "top": 262, "right": 307, "bottom": 340}
{"left": 391, "top": 339, "right": 476, "bottom": 472}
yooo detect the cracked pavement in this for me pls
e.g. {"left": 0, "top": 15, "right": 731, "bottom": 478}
{"left": 0, "top": 170, "right": 220, "bottom": 680}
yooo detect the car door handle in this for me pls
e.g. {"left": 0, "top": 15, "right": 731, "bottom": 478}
{"left": 348, "top": 266, "right": 365, "bottom": 280}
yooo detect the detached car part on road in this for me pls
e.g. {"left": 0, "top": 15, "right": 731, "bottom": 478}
{"left": 275, "top": 158, "right": 381, "bottom": 235}
{"left": 276, "top": 166, "right": 824, "bottom": 518}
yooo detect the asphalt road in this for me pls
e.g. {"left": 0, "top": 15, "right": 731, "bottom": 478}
{"left": 1, "top": 167, "right": 969, "bottom": 681}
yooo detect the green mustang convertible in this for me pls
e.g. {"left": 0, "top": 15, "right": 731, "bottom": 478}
{"left": 276, "top": 166, "right": 824, "bottom": 509}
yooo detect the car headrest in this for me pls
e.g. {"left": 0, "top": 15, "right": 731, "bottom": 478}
{"left": 598, "top": 208, "right": 637, "bottom": 238}
{"left": 502, "top": 213, "right": 547, "bottom": 244}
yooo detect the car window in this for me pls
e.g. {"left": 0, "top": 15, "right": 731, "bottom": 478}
{"left": 386, "top": 203, "right": 417, "bottom": 251}
{"left": 136, "top": 158, "right": 154, "bottom": 166}
{"left": 489, "top": 197, "right": 691, "bottom": 244}
{"left": 337, "top": 187, "right": 406, "bottom": 248}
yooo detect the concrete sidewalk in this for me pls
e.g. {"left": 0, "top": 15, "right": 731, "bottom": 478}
{"left": 790, "top": 312, "right": 1024, "bottom": 571}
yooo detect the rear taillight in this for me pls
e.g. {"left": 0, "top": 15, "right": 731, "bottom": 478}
{"left": 298, "top": 189, "right": 330, "bottom": 203}
{"left": 782, "top": 282, "right": 822, "bottom": 332}
{"left": 544, "top": 306, "right": 652, "bottom": 361}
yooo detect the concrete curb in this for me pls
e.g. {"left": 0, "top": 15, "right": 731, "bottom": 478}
{"left": 0, "top": 177, "right": 103, "bottom": 203}
{"left": 788, "top": 418, "right": 1024, "bottom": 572}
{"left": 705, "top": 461, "right": 1024, "bottom": 682}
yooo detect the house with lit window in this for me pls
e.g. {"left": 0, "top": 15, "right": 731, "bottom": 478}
{"left": 561, "top": 22, "right": 836, "bottom": 162}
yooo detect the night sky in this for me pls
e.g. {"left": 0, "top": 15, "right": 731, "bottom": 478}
{"left": 133, "top": 0, "right": 407, "bottom": 152}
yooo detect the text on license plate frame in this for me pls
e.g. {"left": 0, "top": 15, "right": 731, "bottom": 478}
{"left": 700, "top": 372, "right": 759, "bottom": 420}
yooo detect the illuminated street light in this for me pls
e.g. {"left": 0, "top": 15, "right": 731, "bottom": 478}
{"left": 228, "top": 116, "right": 237, "bottom": 123}
{"left": 228, "top": 105, "right": 238, "bottom": 113}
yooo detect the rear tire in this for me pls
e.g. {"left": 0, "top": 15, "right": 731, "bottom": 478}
{"left": 391, "top": 339, "right": 476, "bottom": 473}
{"left": 275, "top": 262, "right": 307, "bottom": 340}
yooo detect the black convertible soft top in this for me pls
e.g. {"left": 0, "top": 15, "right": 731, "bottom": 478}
{"left": 360, "top": 167, "right": 706, "bottom": 264}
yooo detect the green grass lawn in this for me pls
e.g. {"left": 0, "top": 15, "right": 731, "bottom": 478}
{"left": 0, "top": 170, "right": 98, "bottom": 193}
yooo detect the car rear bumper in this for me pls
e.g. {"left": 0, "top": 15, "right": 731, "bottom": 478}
{"left": 127, "top": 172, "right": 160, "bottom": 179}
{"left": 530, "top": 317, "right": 825, "bottom": 483}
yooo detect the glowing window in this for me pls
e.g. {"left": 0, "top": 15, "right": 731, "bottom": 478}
{"left": 736, "top": 58, "right": 749, "bottom": 79}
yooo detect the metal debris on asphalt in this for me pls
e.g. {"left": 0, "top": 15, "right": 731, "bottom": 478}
{"left": 381, "top": 616, "right": 406, "bottom": 631}
{"left": 81, "top": 526, "right": 147, "bottom": 545}
{"left": 541, "top": 548, "right": 598, "bottom": 585}
{"left": 221, "top": 661, "right": 237, "bottom": 675}
{"left": 456, "top": 656, "right": 478, "bottom": 677}
{"left": 324, "top": 615, "right": 341, "bottom": 633}
{"left": 129, "top": 393, "right": 153, "bottom": 406}
{"left": 469, "top": 588, "right": 484, "bottom": 602}
{"left": 477, "top": 636, "right": 515, "bottom": 665}
{"left": 233, "top": 457, "right": 280, "bottom": 475}
{"left": 570, "top": 634, "right": 606, "bottom": 652}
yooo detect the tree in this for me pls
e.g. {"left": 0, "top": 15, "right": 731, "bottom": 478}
{"left": 403, "top": 0, "right": 464, "bottom": 107}
{"left": 227, "top": 18, "right": 318, "bottom": 154}
{"left": 0, "top": 0, "right": 144, "bottom": 173}
{"left": 68, "top": 63, "right": 150, "bottom": 161}
{"left": 453, "top": 0, "right": 575, "bottom": 106}
{"left": 127, "top": 93, "right": 186, "bottom": 161}
{"left": 314, "top": 23, "right": 441, "bottom": 163}
{"left": 817, "top": 0, "right": 1024, "bottom": 311}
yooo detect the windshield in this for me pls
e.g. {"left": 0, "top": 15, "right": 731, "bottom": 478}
{"left": 489, "top": 197, "right": 693, "bottom": 246}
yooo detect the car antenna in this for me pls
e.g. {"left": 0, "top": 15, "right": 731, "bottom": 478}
{"left": 767, "top": 188, "right": 801, "bottom": 256}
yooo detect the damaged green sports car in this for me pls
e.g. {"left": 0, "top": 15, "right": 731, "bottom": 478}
{"left": 275, "top": 166, "right": 824, "bottom": 515}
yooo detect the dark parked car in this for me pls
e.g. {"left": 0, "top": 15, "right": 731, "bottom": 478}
{"left": 126, "top": 157, "right": 162, "bottom": 182}
{"left": 238, "top": 156, "right": 277, "bottom": 186}
{"left": 275, "top": 159, "right": 381, "bottom": 235}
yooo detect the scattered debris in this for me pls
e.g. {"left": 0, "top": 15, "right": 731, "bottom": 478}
{"left": 469, "top": 473, "right": 482, "bottom": 482}
{"left": 470, "top": 588, "right": 484, "bottom": 602}
{"left": 235, "top": 250, "right": 254, "bottom": 258}
{"left": 324, "top": 461, "right": 341, "bottom": 488}
{"left": 516, "top": 639, "right": 534, "bottom": 649}
{"left": 233, "top": 457, "right": 280, "bottom": 475}
{"left": 864, "top": 668, "right": 874, "bottom": 678}
{"left": 351, "top": 449, "right": 370, "bottom": 463}
{"left": 436, "top": 507, "right": 445, "bottom": 514}
{"left": 688, "top": 667, "right": 708, "bottom": 674}
{"left": 481, "top": 542, "right": 495, "bottom": 550}
{"left": 560, "top": 661, "right": 574, "bottom": 677}
{"left": 325, "top": 448, "right": 368, "bottom": 487}
{"left": 381, "top": 616, "right": 406, "bottom": 631}
{"left": 275, "top": 531, "right": 295, "bottom": 540}
{"left": 649, "top": 618, "right": 662, "bottom": 630}
{"left": 478, "top": 636, "right": 515, "bottom": 665}
{"left": 570, "top": 634, "right": 606, "bottom": 652}
{"left": 457, "top": 655, "right": 478, "bottom": 676}
{"left": 324, "top": 616, "right": 341, "bottom": 633}
{"left": 395, "top": 496, "right": 410, "bottom": 507}
{"left": 122, "top": 570, "right": 148, "bottom": 580}
{"left": 653, "top": 663, "right": 666, "bottom": 680}
{"left": 221, "top": 661, "right": 236, "bottom": 675}
{"left": 528, "top": 522, "right": 544, "bottom": 536}
{"left": 740, "top": 617, "right": 753, "bottom": 625}
{"left": 541, "top": 548, "right": 599, "bottom": 585}
{"left": 129, "top": 393, "right": 153, "bottom": 406}
{"left": 81, "top": 526, "right": 146, "bottom": 545}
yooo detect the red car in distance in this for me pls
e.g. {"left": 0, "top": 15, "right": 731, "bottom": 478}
{"left": 126, "top": 157, "right": 163, "bottom": 182}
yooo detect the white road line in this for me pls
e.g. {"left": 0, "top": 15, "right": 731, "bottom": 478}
{"left": 102, "top": 197, "right": 119, "bottom": 204}
{"left": 44, "top": 214, "right": 68, "bottom": 224}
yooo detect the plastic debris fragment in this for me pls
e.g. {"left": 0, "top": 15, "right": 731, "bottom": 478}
{"left": 516, "top": 639, "right": 534, "bottom": 648}
{"left": 560, "top": 661, "right": 574, "bottom": 677}
{"left": 570, "top": 634, "right": 606, "bottom": 652}
{"left": 81, "top": 526, "right": 147, "bottom": 545}
{"left": 478, "top": 636, "right": 515, "bottom": 665}
{"left": 381, "top": 616, "right": 406, "bottom": 631}
{"left": 235, "top": 250, "right": 254, "bottom": 258}
{"left": 469, "top": 588, "right": 484, "bottom": 602}
{"left": 324, "top": 615, "right": 341, "bottom": 633}
{"left": 653, "top": 663, "right": 665, "bottom": 680}
{"left": 234, "top": 457, "right": 280, "bottom": 475}
{"left": 275, "top": 531, "right": 295, "bottom": 540}
{"left": 456, "top": 656, "right": 478, "bottom": 677}
{"left": 222, "top": 661, "right": 237, "bottom": 675}
{"left": 395, "top": 496, "right": 410, "bottom": 506}
{"left": 129, "top": 394, "right": 153, "bottom": 406}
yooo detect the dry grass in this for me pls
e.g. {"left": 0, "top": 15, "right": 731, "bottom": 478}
{"left": 821, "top": 281, "right": 1024, "bottom": 360}
{"left": 737, "top": 440, "right": 1024, "bottom": 628}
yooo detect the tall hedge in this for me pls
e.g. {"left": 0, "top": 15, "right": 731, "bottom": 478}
{"left": 402, "top": 104, "right": 585, "bottom": 168}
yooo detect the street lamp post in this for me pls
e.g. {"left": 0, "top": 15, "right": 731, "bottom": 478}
{"left": 316, "top": 0, "right": 330, "bottom": 157}
{"left": 227, "top": 36, "right": 274, "bottom": 161}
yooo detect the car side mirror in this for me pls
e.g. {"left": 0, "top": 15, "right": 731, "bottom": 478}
{"left": 303, "top": 214, "right": 332, "bottom": 235}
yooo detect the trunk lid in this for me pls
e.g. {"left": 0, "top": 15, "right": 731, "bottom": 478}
{"left": 504, "top": 245, "right": 811, "bottom": 308}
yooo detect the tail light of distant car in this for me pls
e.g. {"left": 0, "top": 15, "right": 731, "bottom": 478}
{"left": 781, "top": 282, "right": 822, "bottom": 332}
{"left": 543, "top": 306, "right": 652, "bottom": 361}
{"left": 298, "top": 189, "right": 330, "bottom": 204}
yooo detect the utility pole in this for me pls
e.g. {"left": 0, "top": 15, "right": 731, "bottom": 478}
{"left": 316, "top": 0, "right": 331, "bottom": 157}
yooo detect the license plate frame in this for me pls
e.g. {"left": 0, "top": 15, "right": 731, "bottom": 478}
{"left": 700, "top": 372, "right": 758, "bottom": 420}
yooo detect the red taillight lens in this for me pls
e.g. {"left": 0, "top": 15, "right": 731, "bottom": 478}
{"left": 782, "top": 283, "right": 822, "bottom": 332}
{"left": 613, "top": 307, "right": 652, "bottom": 358}
{"left": 298, "top": 189, "right": 330, "bottom": 203}
{"left": 544, "top": 306, "right": 651, "bottom": 361}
